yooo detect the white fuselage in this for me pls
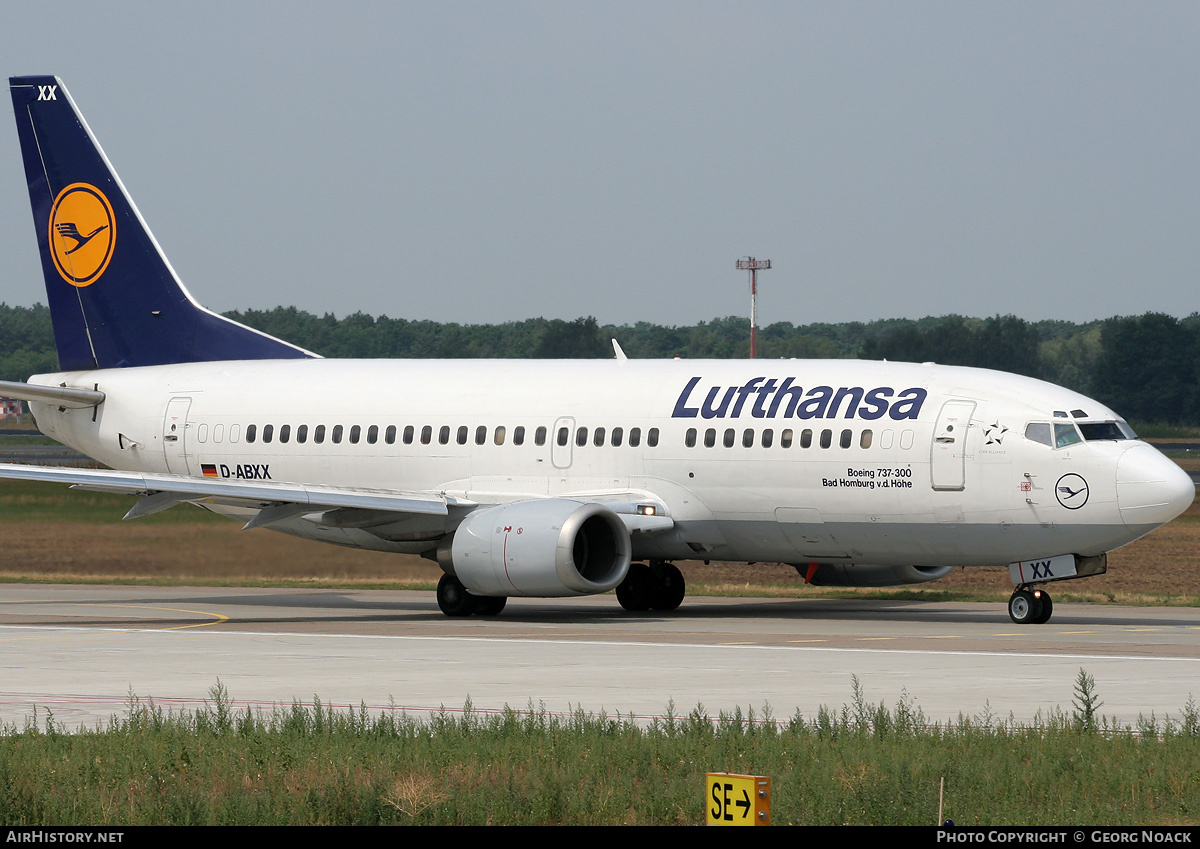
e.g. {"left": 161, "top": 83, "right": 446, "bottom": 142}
{"left": 29, "top": 357, "right": 1193, "bottom": 568}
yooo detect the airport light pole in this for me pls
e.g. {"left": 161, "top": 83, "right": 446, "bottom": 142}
{"left": 736, "top": 257, "right": 771, "bottom": 358}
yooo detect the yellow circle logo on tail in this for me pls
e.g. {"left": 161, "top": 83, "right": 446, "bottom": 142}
{"left": 48, "top": 183, "right": 116, "bottom": 287}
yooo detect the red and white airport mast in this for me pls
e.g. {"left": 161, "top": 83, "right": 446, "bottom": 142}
{"left": 736, "top": 256, "right": 771, "bottom": 358}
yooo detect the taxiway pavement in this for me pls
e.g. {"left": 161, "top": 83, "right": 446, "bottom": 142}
{"left": 1, "top": 584, "right": 1197, "bottom": 730}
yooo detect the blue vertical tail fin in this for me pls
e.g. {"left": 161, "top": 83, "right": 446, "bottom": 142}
{"left": 9, "top": 76, "right": 315, "bottom": 370}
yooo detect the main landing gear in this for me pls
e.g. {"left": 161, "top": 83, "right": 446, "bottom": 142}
{"left": 1008, "top": 586, "right": 1053, "bottom": 625}
{"left": 436, "top": 574, "right": 507, "bottom": 617}
{"left": 616, "top": 561, "right": 686, "bottom": 612}
{"left": 435, "top": 561, "right": 687, "bottom": 617}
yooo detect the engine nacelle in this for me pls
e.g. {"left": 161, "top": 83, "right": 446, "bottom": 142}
{"left": 441, "top": 499, "right": 632, "bottom": 597}
{"left": 800, "top": 563, "right": 954, "bottom": 587}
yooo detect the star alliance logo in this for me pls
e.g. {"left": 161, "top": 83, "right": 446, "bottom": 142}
{"left": 984, "top": 423, "right": 1008, "bottom": 445}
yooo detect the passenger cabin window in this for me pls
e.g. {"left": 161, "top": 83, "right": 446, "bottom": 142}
{"left": 457, "top": 426, "right": 468, "bottom": 445}
{"left": 421, "top": 425, "right": 432, "bottom": 445}
{"left": 647, "top": 428, "right": 659, "bottom": 447}
{"left": 476, "top": 425, "right": 487, "bottom": 445}
{"left": 629, "top": 428, "right": 641, "bottom": 447}
{"left": 860, "top": 430, "right": 873, "bottom": 449}
{"left": 780, "top": 429, "right": 793, "bottom": 448}
{"left": 840, "top": 429, "right": 852, "bottom": 449}
{"left": 367, "top": 425, "right": 379, "bottom": 444}
{"left": 800, "top": 429, "right": 812, "bottom": 449}
{"left": 685, "top": 428, "right": 697, "bottom": 448}
{"left": 723, "top": 429, "right": 735, "bottom": 448}
{"left": 761, "top": 429, "right": 773, "bottom": 448}
{"left": 263, "top": 424, "right": 274, "bottom": 443}
{"left": 315, "top": 424, "right": 326, "bottom": 444}
{"left": 439, "top": 426, "right": 450, "bottom": 445}
{"left": 534, "top": 426, "right": 546, "bottom": 446}
{"left": 593, "top": 427, "right": 606, "bottom": 447}
{"left": 494, "top": 426, "right": 506, "bottom": 445}
{"left": 704, "top": 428, "right": 716, "bottom": 448}
{"left": 246, "top": 424, "right": 257, "bottom": 443}
{"left": 576, "top": 427, "right": 588, "bottom": 447}
{"left": 611, "top": 427, "right": 623, "bottom": 447}
{"left": 349, "top": 425, "right": 361, "bottom": 444}
{"left": 332, "top": 425, "right": 343, "bottom": 444}
{"left": 385, "top": 425, "right": 395, "bottom": 444}
{"left": 820, "top": 429, "right": 832, "bottom": 449}
{"left": 742, "top": 428, "right": 754, "bottom": 448}
{"left": 279, "top": 424, "right": 290, "bottom": 444}
{"left": 403, "top": 425, "right": 414, "bottom": 444}
{"left": 556, "top": 427, "right": 569, "bottom": 447}
{"left": 513, "top": 426, "right": 525, "bottom": 446}
{"left": 297, "top": 424, "right": 308, "bottom": 444}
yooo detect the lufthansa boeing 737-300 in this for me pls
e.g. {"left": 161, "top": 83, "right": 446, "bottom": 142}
{"left": 1, "top": 76, "right": 1193, "bottom": 623}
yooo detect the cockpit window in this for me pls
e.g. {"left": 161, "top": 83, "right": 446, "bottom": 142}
{"left": 1079, "top": 421, "right": 1136, "bottom": 441}
{"left": 1025, "top": 422, "right": 1053, "bottom": 447}
{"left": 1026, "top": 421, "right": 1087, "bottom": 448}
{"left": 1054, "top": 423, "right": 1082, "bottom": 448}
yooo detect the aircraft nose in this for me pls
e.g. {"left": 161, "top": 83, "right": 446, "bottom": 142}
{"left": 1116, "top": 444, "right": 1195, "bottom": 528}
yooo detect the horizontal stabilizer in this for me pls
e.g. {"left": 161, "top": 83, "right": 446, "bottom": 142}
{"left": 0, "top": 379, "right": 105, "bottom": 409}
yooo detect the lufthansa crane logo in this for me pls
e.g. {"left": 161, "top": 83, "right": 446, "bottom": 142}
{"left": 48, "top": 183, "right": 116, "bottom": 287}
{"left": 1055, "top": 473, "right": 1090, "bottom": 510}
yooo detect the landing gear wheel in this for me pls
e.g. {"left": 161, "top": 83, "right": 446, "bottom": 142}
{"left": 616, "top": 563, "right": 653, "bottom": 611}
{"left": 1008, "top": 588, "right": 1044, "bottom": 625}
{"left": 474, "top": 596, "right": 508, "bottom": 616}
{"left": 1033, "top": 591, "right": 1053, "bottom": 624}
{"left": 649, "top": 562, "right": 686, "bottom": 611}
{"left": 437, "top": 574, "right": 478, "bottom": 617}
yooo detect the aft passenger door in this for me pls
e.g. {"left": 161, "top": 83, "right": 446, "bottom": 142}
{"left": 930, "top": 400, "right": 975, "bottom": 491}
{"left": 162, "top": 396, "right": 192, "bottom": 475}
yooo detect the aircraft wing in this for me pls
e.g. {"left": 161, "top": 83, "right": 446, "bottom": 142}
{"left": 0, "top": 465, "right": 676, "bottom": 535}
{"left": 0, "top": 463, "right": 454, "bottom": 527}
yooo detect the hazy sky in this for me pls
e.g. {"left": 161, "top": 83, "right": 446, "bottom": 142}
{"left": 1, "top": 2, "right": 1196, "bottom": 328}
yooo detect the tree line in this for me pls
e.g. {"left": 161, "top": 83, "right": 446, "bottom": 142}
{"left": 1, "top": 303, "right": 1197, "bottom": 425}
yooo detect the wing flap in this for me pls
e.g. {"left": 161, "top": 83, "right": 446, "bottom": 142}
{"left": 444, "top": 488, "right": 676, "bottom": 535}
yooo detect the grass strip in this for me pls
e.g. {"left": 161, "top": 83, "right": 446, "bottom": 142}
{"left": 2, "top": 676, "right": 1198, "bottom": 826}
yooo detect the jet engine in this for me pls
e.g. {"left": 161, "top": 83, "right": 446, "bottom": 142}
{"left": 440, "top": 499, "right": 632, "bottom": 597}
{"left": 798, "top": 563, "right": 954, "bottom": 587}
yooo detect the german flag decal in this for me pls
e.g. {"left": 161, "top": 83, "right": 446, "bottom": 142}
{"left": 201, "top": 464, "right": 218, "bottom": 477}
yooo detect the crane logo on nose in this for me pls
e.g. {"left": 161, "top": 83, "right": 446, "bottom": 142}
{"left": 1055, "top": 473, "right": 1090, "bottom": 509}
